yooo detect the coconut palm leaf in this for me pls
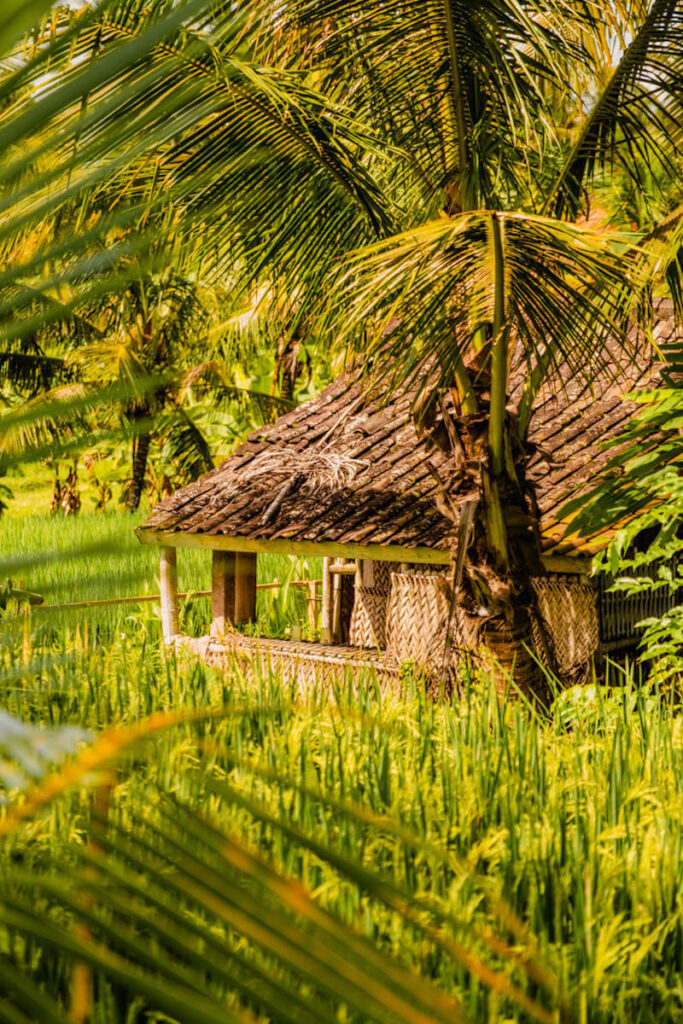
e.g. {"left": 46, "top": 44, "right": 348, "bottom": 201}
{"left": 159, "top": 407, "right": 214, "bottom": 482}
{"left": 279, "top": 0, "right": 595, "bottom": 213}
{"left": 0, "top": 376, "right": 162, "bottom": 464}
{"left": 0, "top": 707, "right": 558, "bottom": 1024}
{"left": 0, "top": 351, "right": 71, "bottom": 393}
{"left": 180, "top": 361, "right": 295, "bottom": 416}
{"left": 336, "top": 211, "right": 640, "bottom": 431}
{"left": 0, "top": 709, "right": 91, "bottom": 793}
{"left": 548, "top": 0, "right": 683, "bottom": 219}
{"left": 0, "top": 952, "right": 69, "bottom": 1024}
{"left": 0, "top": 0, "right": 392, "bottom": 350}
{"left": 635, "top": 203, "right": 683, "bottom": 319}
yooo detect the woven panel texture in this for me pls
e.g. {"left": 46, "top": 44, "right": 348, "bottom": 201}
{"left": 385, "top": 572, "right": 451, "bottom": 666}
{"left": 349, "top": 585, "right": 390, "bottom": 649}
{"left": 531, "top": 575, "right": 599, "bottom": 676}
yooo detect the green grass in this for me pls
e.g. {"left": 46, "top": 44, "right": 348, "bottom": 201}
{"left": 0, "top": 509, "right": 321, "bottom": 604}
{"left": 1, "top": 630, "right": 682, "bottom": 1022}
{"left": 0, "top": 512, "right": 323, "bottom": 655}
{"left": 1, "top": 512, "right": 682, "bottom": 1022}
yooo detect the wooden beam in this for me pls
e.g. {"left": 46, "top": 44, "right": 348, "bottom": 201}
{"left": 539, "top": 554, "right": 592, "bottom": 575}
{"left": 136, "top": 527, "right": 451, "bottom": 566}
{"left": 234, "top": 552, "right": 257, "bottom": 624}
{"left": 139, "top": 528, "right": 595, "bottom": 576}
{"left": 211, "top": 550, "right": 235, "bottom": 635}
{"left": 159, "top": 547, "right": 178, "bottom": 643}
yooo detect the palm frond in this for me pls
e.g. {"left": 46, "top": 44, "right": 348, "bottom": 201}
{"left": 180, "top": 362, "right": 294, "bottom": 416}
{"left": 0, "top": 0, "right": 393, "bottom": 350}
{"left": 0, "top": 351, "right": 70, "bottom": 393}
{"left": 278, "top": 0, "right": 593, "bottom": 212}
{"left": 0, "top": 704, "right": 559, "bottom": 1024}
{"left": 158, "top": 407, "right": 214, "bottom": 482}
{"left": 547, "top": 0, "right": 683, "bottom": 219}
{"left": 335, "top": 211, "right": 642, "bottom": 430}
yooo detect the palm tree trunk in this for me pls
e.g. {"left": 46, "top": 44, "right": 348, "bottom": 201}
{"left": 127, "top": 430, "right": 151, "bottom": 512}
{"left": 456, "top": 407, "right": 552, "bottom": 696}
{"left": 441, "top": 215, "right": 551, "bottom": 695}
{"left": 436, "top": 406, "right": 549, "bottom": 696}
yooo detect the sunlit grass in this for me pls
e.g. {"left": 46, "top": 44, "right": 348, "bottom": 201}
{"left": 2, "top": 622, "right": 682, "bottom": 1021}
{"left": 1, "top": 514, "right": 682, "bottom": 1021}
{"left": 0, "top": 510, "right": 321, "bottom": 640}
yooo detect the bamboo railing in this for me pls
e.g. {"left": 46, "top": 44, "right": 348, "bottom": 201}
{"left": 26, "top": 578, "right": 323, "bottom": 627}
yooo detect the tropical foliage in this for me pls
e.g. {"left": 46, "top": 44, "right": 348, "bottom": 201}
{"left": 566, "top": 370, "right": 683, "bottom": 690}
{"left": 2, "top": 1, "right": 683, "bottom": 1021}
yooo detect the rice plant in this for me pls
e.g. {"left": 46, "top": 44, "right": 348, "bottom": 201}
{"left": 0, "top": 614, "right": 681, "bottom": 1022}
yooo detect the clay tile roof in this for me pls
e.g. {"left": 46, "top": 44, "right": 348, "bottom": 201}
{"left": 139, "top": 300, "right": 681, "bottom": 558}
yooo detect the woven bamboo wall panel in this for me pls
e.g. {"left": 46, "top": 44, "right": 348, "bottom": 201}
{"left": 349, "top": 585, "right": 390, "bottom": 648}
{"left": 598, "top": 562, "right": 679, "bottom": 644}
{"left": 385, "top": 572, "right": 451, "bottom": 666}
{"left": 531, "top": 575, "right": 599, "bottom": 674}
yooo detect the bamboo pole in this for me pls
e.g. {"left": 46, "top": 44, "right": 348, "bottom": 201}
{"left": 321, "top": 557, "right": 332, "bottom": 642}
{"left": 159, "top": 547, "right": 179, "bottom": 642}
{"left": 307, "top": 580, "right": 318, "bottom": 630}
{"left": 29, "top": 579, "right": 321, "bottom": 615}
{"left": 331, "top": 558, "right": 343, "bottom": 641}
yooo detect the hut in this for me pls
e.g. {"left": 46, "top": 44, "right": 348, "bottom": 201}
{"left": 136, "top": 302, "right": 681, "bottom": 684}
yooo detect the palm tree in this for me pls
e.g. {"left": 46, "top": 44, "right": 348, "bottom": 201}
{"left": 0, "top": 264, "right": 297, "bottom": 511}
{"left": 0, "top": 0, "right": 373, "bottom": 509}
{"left": 11, "top": 0, "right": 681, "bottom": 681}
{"left": 223, "top": 0, "right": 683, "bottom": 685}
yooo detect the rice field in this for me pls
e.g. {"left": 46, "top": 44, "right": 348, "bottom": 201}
{"left": 0, "top": 513, "right": 682, "bottom": 1022}
{"left": 0, "top": 511, "right": 320, "bottom": 641}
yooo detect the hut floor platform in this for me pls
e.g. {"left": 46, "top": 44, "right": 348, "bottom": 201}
{"left": 176, "top": 633, "right": 400, "bottom": 687}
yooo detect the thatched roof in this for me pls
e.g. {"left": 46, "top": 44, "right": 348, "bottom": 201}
{"left": 138, "top": 301, "right": 680, "bottom": 561}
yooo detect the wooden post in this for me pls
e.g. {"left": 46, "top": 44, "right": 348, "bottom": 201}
{"left": 234, "top": 553, "right": 257, "bottom": 624}
{"left": 211, "top": 550, "right": 236, "bottom": 635}
{"left": 321, "top": 557, "right": 332, "bottom": 643}
{"left": 332, "top": 557, "right": 343, "bottom": 642}
{"left": 307, "top": 580, "right": 318, "bottom": 630}
{"left": 360, "top": 559, "right": 374, "bottom": 586}
{"left": 159, "top": 547, "right": 179, "bottom": 643}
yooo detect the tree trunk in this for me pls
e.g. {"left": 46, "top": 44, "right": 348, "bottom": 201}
{"left": 439, "top": 213, "right": 552, "bottom": 699}
{"left": 271, "top": 330, "right": 304, "bottom": 407}
{"left": 127, "top": 430, "right": 151, "bottom": 512}
{"left": 425, "top": 398, "right": 552, "bottom": 700}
